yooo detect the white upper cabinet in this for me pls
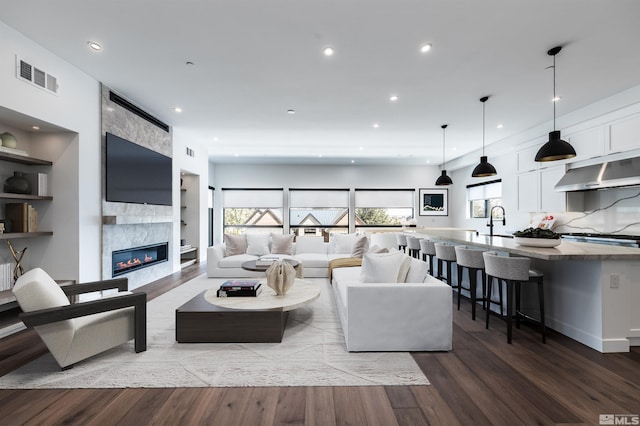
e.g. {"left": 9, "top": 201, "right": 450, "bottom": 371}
{"left": 539, "top": 165, "right": 566, "bottom": 213}
{"left": 567, "top": 126, "right": 605, "bottom": 161}
{"left": 517, "top": 171, "right": 539, "bottom": 212}
{"left": 516, "top": 146, "right": 540, "bottom": 173}
{"left": 608, "top": 114, "right": 640, "bottom": 154}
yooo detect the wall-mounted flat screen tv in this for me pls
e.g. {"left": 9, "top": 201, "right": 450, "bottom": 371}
{"left": 105, "top": 132, "right": 173, "bottom": 206}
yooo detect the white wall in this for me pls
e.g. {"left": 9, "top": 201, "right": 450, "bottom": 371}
{"left": 209, "top": 163, "right": 452, "bottom": 244}
{"left": 0, "top": 21, "right": 101, "bottom": 282}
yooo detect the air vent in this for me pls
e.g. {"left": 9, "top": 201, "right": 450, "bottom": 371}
{"left": 16, "top": 56, "right": 59, "bottom": 95}
{"left": 109, "top": 91, "right": 170, "bottom": 132}
{"left": 186, "top": 147, "right": 195, "bottom": 157}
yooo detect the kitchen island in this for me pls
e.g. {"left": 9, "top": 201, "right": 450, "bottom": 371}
{"left": 409, "top": 228, "right": 640, "bottom": 353}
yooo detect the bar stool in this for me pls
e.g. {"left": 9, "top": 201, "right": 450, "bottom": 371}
{"left": 406, "top": 236, "right": 421, "bottom": 259}
{"left": 396, "top": 233, "right": 407, "bottom": 253}
{"left": 419, "top": 239, "right": 436, "bottom": 275}
{"left": 482, "top": 251, "right": 546, "bottom": 344}
{"left": 434, "top": 243, "right": 458, "bottom": 294}
{"left": 454, "top": 245, "right": 487, "bottom": 320}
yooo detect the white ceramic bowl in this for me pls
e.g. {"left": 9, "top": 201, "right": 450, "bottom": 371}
{"left": 513, "top": 237, "right": 561, "bottom": 248}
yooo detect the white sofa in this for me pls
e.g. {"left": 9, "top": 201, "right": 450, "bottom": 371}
{"left": 207, "top": 235, "right": 361, "bottom": 278}
{"left": 330, "top": 254, "right": 453, "bottom": 352}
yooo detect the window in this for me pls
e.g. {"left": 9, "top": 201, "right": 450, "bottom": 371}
{"left": 354, "top": 189, "right": 415, "bottom": 230}
{"left": 289, "top": 189, "right": 349, "bottom": 240}
{"left": 467, "top": 180, "right": 502, "bottom": 219}
{"left": 222, "top": 188, "right": 284, "bottom": 235}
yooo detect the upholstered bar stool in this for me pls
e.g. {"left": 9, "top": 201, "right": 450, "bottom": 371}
{"left": 419, "top": 239, "right": 436, "bottom": 275}
{"left": 482, "top": 251, "right": 546, "bottom": 344}
{"left": 396, "top": 233, "right": 407, "bottom": 253}
{"left": 434, "top": 243, "right": 459, "bottom": 294}
{"left": 454, "top": 245, "right": 487, "bottom": 320}
{"left": 406, "top": 236, "right": 421, "bottom": 259}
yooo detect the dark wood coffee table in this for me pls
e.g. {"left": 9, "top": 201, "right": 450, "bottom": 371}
{"left": 241, "top": 258, "right": 299, "bottom": 272}
{"left": 175, "top": 279, "right": 319, "bottom": 343}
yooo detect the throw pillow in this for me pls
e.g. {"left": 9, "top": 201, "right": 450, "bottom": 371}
{"left": 246, "top": 233, "right": 271, "bottom": 256}
{"left": 350, "top": 234, "right": 369, "bottom": 258}
{"left": 271, "top": 233, "right": 294, "bottom": 255}
{"left": 333, "top": 234, "right": 357, "bottom": 254}
{"left": 224, "top": 234, "right": 247, "bottom": 256}
{"left": 367, "top": 244, "right": 389, "bottom": 254}
{"left": 397, "top": 254, "right": 412, "bottom": 282}
{"left": 360, "top": 251, "right": 406, "bottom": 283}
{"left": 405, "top": 258, "right": 428, "bottom": 283}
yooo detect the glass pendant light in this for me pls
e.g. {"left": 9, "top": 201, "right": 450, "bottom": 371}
{"left": 435, "top": 124, "right": 453, "bottom": 186}
{"left": 471, "top": 96, "right": 497, "bottom": 177}
{"left": 535, "top": 46, "right": 576, "bottom": 162}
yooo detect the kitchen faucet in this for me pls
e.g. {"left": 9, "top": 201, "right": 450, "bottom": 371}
{"left": 487, "top": 206, "right": 506, "bottom": 237}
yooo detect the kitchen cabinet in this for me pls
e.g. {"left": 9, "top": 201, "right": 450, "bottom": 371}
{"left": 567, "top": 126, "right": 605, "bottom": 161}
{"left": 608, "top": 113, "right": 640, "bottom": 154}
{"left": 517, "top": 165, "right": 566, "bottom": 213}
{"left": 516, "top": 146, "right": 540, "bottom": 173}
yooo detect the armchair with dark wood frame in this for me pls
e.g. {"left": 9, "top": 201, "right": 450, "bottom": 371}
{"left": 13, "top": 268, "right": 146, "bottom": 369}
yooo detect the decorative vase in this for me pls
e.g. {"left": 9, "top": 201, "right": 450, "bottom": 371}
{"left": 4, "top": 171, "right": 32, "bottom": 194}
{"left": 0, "top": 132, "right": 17, "bottom": 149}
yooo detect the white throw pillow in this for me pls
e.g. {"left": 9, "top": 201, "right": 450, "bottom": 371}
{"left": 405, "top": 258, "right": 429, "bottom": 283}
{"left": 224, "top": 234, "right": 247, "bottom": 256}
{"left": 333, "top": 234, "right": 357, "bottom": 254}
{"left": 271, "top": 233, "right": 294, "bottom": 255}
{"left": 350, "top": 234, "right": 369, "bottom": 258}
{"left": 246, "top": 234, "right": 271, "bottom": 256}
{"left": 360, "top": 251, "right": 406, "bottom": 283}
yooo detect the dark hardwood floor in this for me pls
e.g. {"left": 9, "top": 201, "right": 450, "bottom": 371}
{"left": 1, "top": 263, "right": 639, "bottom": 425}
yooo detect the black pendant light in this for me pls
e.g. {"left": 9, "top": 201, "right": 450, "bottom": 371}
{"left": 471, "top": 96, "right": 497, "bottom": 177}
{"left": 435, "top": 124, "right": 453, "bottom": 186}
{"left": 535, "top": 46, "right": 576, "bottom": 162}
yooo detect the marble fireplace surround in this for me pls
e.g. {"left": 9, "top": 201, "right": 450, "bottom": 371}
{"left": 101, "top": 85, "right": 174, "bottom": 289}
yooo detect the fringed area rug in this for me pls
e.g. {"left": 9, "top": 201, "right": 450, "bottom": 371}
{"left": 0, "top": 275, "right": 429, "bottom": 388}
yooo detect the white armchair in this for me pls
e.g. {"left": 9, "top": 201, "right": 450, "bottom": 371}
{"left": 13, "top": 268, "right": 146, "bottom": 369}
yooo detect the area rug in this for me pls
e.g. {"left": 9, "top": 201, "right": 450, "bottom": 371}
{"left": 0, "top": 275, "right": 429, "bottom": 388}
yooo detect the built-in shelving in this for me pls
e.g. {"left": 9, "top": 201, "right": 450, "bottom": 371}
{"left": 0, "top": 152, "right": 52, "bottom": 166}
{"left": 0, "top": 231, "right": 53, "bottom": 240}
{"left": 0, "top": 192, "right": 53, "bottom": 201}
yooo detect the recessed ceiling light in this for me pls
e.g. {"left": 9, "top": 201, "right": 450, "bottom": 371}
{"left": 174, "top": 107, "right": 182, "bottom": 113}
{"left": 287, "top": 109, "right": 296, "bottom": 115}
{"left": 497, "top": 124, "right": 504, "bottom": 129}
{"left": 318, "top": 154, "right": 323, "bottom": 158}
{"left": 372, "top": 123, "right": 380, "bottom": 128}
{"left": 420, "top": 43, "right": 432, "bottom": 53}
{"left": 87, "top": 41, "right": 102, "bottom": 51}
{"left": 426, "top": 160, "right": 431, "bottom": 164}
{"left": 323, "top": 47, "right": 334, "bottom": 56}
{"left": 359, "top": 146, "right": 364, "bottom": 151}
{"left": 234, "top": 153, "right": 239, "bottom": 157}
{"left": 32, "top": 126, "right": 40, "bottom": 130}
{"left": 213, "top": 137, "right": 219, "bottom": 142}
{"left": 351, "top": 160, "right": 355, "bottom": 164}
{"left": 389, "top": 95, "right": 399, "bottom": 102}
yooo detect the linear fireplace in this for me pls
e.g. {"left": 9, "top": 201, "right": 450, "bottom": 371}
{"left": 112, "top": 242, "right": 169, "bottom": 277}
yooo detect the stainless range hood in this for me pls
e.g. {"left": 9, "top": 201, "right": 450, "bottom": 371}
{"left": 555, "top": 156, "right": 640, "bottom": 191}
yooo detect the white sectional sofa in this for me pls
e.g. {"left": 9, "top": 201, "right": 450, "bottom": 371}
{"left": 330, "top": 252, "right": 453, "bottom": 352}
{"left": 207, "top": 234, "right": 366, "bottom": 278}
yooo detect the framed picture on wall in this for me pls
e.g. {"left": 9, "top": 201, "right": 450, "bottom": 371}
{"left": 419, "top": 188, "right": 448, "bottom": 216}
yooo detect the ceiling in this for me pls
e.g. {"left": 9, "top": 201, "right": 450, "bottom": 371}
{"left": 2, "top": 0, "right": 640, "bottom": 166}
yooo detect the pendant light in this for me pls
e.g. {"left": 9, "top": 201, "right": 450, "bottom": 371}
{"left": 535, "top": 46, "right": 576, "bottom": 162}
{"left": 435, "top": 124, "right": 453, "bottom": 186}
{"left": 471, "top": 96, "right": 497, "bottom": 177}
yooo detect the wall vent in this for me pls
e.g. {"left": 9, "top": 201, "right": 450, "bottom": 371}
{"left": 109, "top": 91, "right": 170, "bottom": 133}
{"left": 16, "top": 56, "right": 58, "bottom": 94}
{"left": 186, "top": 147, "right": 195, "bottom": 157}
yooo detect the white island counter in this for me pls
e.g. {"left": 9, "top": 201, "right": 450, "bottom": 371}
{"left": 409, "top": 228, "right": 640, "bottom": 353}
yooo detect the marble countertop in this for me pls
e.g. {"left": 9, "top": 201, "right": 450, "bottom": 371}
{"left": 408, "top": 229, "right": 640, "bottom": 261}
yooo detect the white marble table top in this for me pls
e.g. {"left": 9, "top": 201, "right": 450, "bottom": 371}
{"left": 204, "top": 279, "right": 320, "bottom": 311}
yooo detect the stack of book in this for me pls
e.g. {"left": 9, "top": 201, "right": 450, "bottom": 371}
{"left": 5, "top": 202, "right": 38, "bottom": 232}
{"left": 217, "top": 280, "right": 262, "bottom": 297}
{"left": 255, "top": 255, "right": 281, "bottom": 266}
